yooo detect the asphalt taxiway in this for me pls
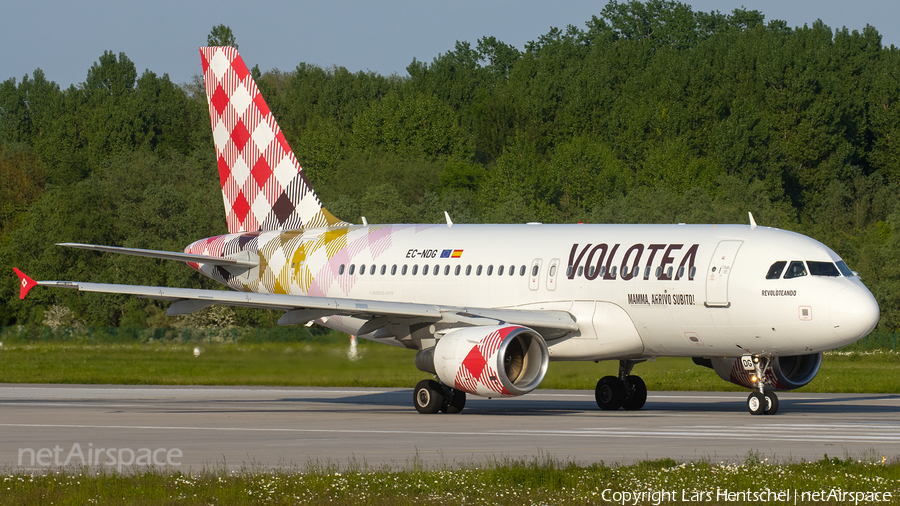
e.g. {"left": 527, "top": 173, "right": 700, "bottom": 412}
{"left": 1, "top": 384, "right": 898, "bottom": 470}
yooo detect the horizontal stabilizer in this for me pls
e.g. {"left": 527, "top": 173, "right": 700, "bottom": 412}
{"left": 58, "top": 243, "right": 258, "bottom": 268}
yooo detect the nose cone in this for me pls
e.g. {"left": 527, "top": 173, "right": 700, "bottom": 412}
{"left": 831, "top": 284, "right": 880, "bottom": 342}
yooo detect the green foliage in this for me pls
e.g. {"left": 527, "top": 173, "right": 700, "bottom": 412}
{"left": 206, "top": 24, "right": 237, "bottom": 49}
{"left": 2, "top": 2, "right": 900, "bottom": 328}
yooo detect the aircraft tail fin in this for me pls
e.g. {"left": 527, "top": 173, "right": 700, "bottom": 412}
{"left": 199, "top": 46, "right": 345, "bottom": 234}
{"left": 13, "top": 268, "right": 37, "bottom": 300}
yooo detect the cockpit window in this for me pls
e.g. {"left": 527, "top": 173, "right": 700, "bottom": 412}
{"left": 835, "top": 260, "right": 853, "bottom": 277}
{"left": 765, "top": 261, "right": 786, "bottom": 279}
{"left": 808, "top": 261, "right": 840, "bottom": 277}
{"left": 783, "top": 261, "right": 807, "bottom": 279}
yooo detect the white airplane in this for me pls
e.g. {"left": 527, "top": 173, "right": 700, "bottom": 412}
{"left": 14, "top": 47, "right": 879, "bottom": 416}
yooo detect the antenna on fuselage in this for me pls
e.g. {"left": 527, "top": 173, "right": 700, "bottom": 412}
{"left": 748, "top": 212, "right": 757, "bottom": 230}
{"left": 361, "top": 216, "right": 368, "bottom": 226}
{"left": 444, "top": 211, "right": 453, "bottom": 228}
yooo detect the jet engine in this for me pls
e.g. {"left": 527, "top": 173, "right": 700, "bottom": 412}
{"left": 415, "top": 325, "right": 549, "bottom": 397}
{"left": 698, "top": 353, "right": 823, "bottom": 391}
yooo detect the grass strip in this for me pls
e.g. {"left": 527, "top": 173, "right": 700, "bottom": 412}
{"left": 2, "top": 453, "right": 898, "bottom": 505}
{"left": 0, "top": 342, "right": 898, "bottom": 393}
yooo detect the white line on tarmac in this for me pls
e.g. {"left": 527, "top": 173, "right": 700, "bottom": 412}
{"left": 2, "top": 423, "right": 898, "bottom": 444}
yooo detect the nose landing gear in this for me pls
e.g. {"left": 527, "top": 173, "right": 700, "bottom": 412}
{"left": 746, "top": 356, "right": 779, "bottom": 415}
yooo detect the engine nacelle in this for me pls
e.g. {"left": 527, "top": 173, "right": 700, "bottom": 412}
{"left": 705, "top": 353, "right": 823, "bottom": 391}
{"left": 415, "top": 325, "right": 549, "bottom": 397}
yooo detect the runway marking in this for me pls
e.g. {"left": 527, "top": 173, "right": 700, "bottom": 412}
{"left": 2, "top": 423, "right": 898, "bottom": 445}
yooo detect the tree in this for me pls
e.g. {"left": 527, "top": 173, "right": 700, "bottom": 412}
{"left": 207, "top": 25, "right": 238, "bottom": 49}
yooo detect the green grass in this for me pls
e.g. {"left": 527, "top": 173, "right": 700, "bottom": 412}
{"left": 0, "top": 341, "right": 898, "bottom": 393}
{"left": 2, "top": 454, "right": 898, "bottom": 505}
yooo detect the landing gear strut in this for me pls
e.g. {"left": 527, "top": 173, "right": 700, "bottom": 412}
{"left": 595, "top": 360, "right": 647, "bottom": 411}
{"left": 746, "top": 356, "right": 779, "bottom": 416}
{"left": 413, "top": 379, "right": 466, "bottom": 414}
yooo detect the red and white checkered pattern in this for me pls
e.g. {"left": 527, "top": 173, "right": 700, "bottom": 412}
{"left": 200, "top": 46, "right": 344, "bottom": 234}
{"left": 454, "top": 326, "right": 515, "bottom": 396}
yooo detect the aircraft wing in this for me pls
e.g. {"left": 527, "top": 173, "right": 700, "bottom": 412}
{"left": 13, "top": 270, "right": 579, "bottom": 335}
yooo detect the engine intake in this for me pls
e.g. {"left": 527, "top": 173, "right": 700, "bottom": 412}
{"left": 702, "top": 353, "right": 823, "bottom": 391}
{"left": 415, "top": 325, "right": 549, "bottom": 397}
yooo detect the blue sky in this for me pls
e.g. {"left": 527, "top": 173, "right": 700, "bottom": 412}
{"left": 3, "top": 1, "right": 898, "bottom": 88}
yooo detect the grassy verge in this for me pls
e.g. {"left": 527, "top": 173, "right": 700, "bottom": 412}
{"left": 0, "top": 342, "right": 898, "bottom": 392}
{"left": 2, "top": 454, "right": 898, "bottom": 505}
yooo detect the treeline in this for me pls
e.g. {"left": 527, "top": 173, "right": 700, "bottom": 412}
{"left": 2, "top": 1, "right": 900, "bottom": 330}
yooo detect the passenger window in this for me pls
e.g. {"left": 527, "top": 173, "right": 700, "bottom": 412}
{"left": 466, "top": 265, "right": 472, "bottom": 276}
{"left": 836, "top": 260, "right": 853, "bottom": 277}
{"left": 422, "top": 264, "right": 428, "bottom": 275}
{"left": 610, "top": 266, "right": 617, "bottom": 277}
{"left": 808, "top": 261, "right": 840, "bottom": 277}
{"left": 765, "top": 261, "right": 786, "bottom": 280}
{"left": 677, "top": 266, "right": 684, "bottom": 279}
{"left": 444, "top": 265, "right": 450, "bottom": 275}
{"left": 487, "top": 265, "right": 493, "bottom": 276}
{"left": 412, "top": 265, "right": 419, "bottom": 275}
{"left": 360, "top": 264, "right": 365, "bottom": 275}
{"left": 520, "top": 265, "right": 526, "bottom": 276}
{"left": 689, "top": 266, "right": 696, "bottom": 278}
{"left": 549, "top": 265, "right": 556, "bottom": 277}
{"left": 566, "top": 266, "right": 572, "bottom": 277}
{"left": 402, "top": 265, "right": 408, "bottom": 275}
{"left": 477, "top": 265, "right": 483, "bottom": 276}
{"left": 349, "top": 265, "right": 356, "bottom": 275}
{"left": 380, "top": 265, "right": 386, "bottom": 275}
{"left": 588, "top": 266, "right": 595, "bottom": 278}
{"left": 433, "top": 265, "right": 440, "bottom": 275}
{"left": 455, "top": 265, "right": 461, "bottom": 275}
{"left": 600, "top": 266, "right": 607, "bottom": 277}
{"left": 784, "top": 261, "right": 807, "bottom": 279}
{"left": 621, "top": 266, "right": 628, "bottom": 277}
{"left": 645, "top": 266, "right": 651, "bottom": 279}
{"left": 666, "top": 267, "right": 673, "bottom": 278}
{"left": 339, "top": 264, "right": 345, "bottom": 275}
{"left": 577, "top": 266, "right": 584, "bottom": 277}
{"left": 532, "top": 265, "right": 539, "bottom": 276}
{"left": 509, "top": 265, "right": 515, "bottom": 276}
{"left": 498, "top": 265, "right": 505, "bottom": 276}
{"left": 391, "top": 265, "right": 397, "bottom": 275}
{"left": 370, "top": 265, "right": 376, "bottom": 275}
{"left": 655, "top": 266, "right": 661, "bottom": 278}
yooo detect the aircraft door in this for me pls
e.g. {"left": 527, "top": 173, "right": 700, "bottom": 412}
{"left": 529, "top": 258, "right": 542, "bottom": 291}
{"left": 705, "top": 240, "right": 743, "bottom": 307}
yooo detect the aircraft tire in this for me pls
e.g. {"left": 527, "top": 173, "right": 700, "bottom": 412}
{"left": 747, "top": 391, "right": 766, "bottom": 415}
{"left": 622, "top": 375, "right": 647, "bottom": 410}
{"left": 414, "top": 380, "right": 444, "bottom": 414}
{"left": 440, "top": 388, "right": 466, "bottom": 414}
{"left": 764, "top": 392, "right": 779, "bottom": 415}
{"left": 595, "top": 376, "right": 626, "bottom": 410}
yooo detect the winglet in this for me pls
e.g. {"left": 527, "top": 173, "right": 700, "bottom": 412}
{"left": 13, "top": 268, "right": 37, "bottom": 300}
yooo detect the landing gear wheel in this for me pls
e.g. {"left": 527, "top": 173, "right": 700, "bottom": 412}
{"left": 764, "top": 392, "right": 779, "bottom": 415}
{"left": 595, "top": 376, "right": 626, "bottom": 410}
{"left": 747, "top": 391, "right": 766, "bottom": 415}
{"left": 414, "top": 380, "right": 444, "bottom": 414}
{"left": 440, "top": 388, "right": 466, "bottom": 414}
{"left": 622, "top": 375, "right": 647, "bottom": 411}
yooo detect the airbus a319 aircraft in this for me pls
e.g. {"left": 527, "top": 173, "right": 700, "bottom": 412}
{"left": 15, "top": 47, "right": 880, "bottom": 416}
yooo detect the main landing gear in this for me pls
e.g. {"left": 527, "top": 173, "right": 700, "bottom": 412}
{"left": 413, "top": 379, "right": 467, "bottom": 414}
{"left": 595, "top": 360, "right": 647, "bottom": 411}
{"left": 746, "top": 356, "right": 779, "bottom": 415}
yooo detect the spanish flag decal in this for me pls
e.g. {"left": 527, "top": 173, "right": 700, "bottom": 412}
{"left": 451, "top": 249, "right": 463, "bottom": 258}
